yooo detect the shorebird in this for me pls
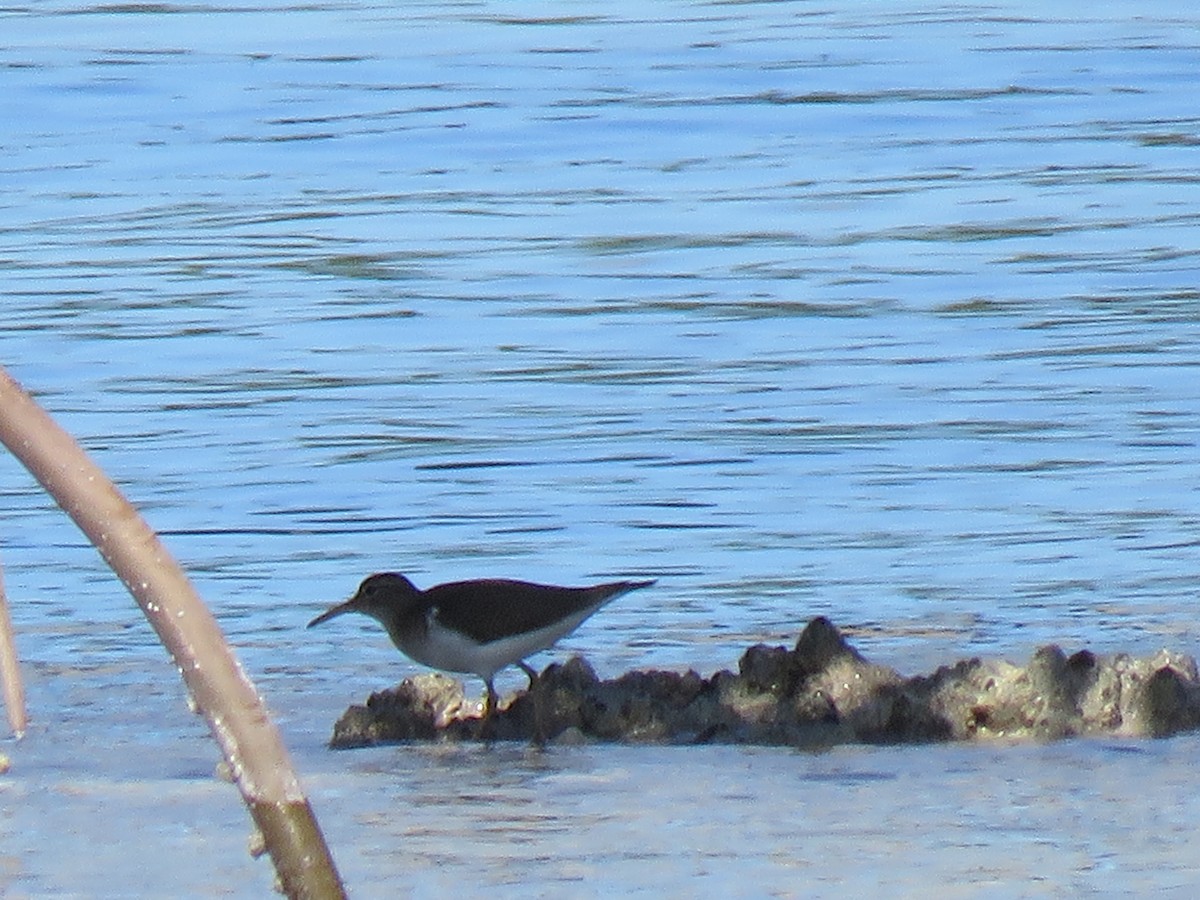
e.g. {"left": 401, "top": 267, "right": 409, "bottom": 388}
{"left": 308, "top": 573, "right": 654, "bottom": 716}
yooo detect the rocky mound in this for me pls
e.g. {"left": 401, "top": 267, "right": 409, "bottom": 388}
{"left": 326, "top": 617, "right": 1200, "bottom": 748}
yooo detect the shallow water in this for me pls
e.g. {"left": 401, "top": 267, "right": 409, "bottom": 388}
{"left": 3, "top": 1, "right": 1200, "bottom": 895}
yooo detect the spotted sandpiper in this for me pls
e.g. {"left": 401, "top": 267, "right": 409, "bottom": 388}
{"left": 308, "top": 573, "right": 654, "bottom": 716}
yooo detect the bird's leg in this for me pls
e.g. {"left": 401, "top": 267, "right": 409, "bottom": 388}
{"left": 476, "top": 678, "right": 500, "bottom": 740}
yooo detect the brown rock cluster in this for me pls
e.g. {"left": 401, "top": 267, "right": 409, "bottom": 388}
{"left": 327, "top": 617, "right": 1200, "bottom": 749}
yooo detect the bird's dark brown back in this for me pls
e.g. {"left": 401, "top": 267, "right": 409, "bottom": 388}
{"left": 426, "top": 578, "right": 652, "bottom": 644}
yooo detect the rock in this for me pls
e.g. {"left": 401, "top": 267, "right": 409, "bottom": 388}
{"left": 330, "top": 672, "right": 470, "bottom": 747}
{"left": 324, "top": 618, "right": 1200, "bottom": 749}
{"left": 1122, "top": 655, "right": 1200, "bottom": 738}
{"left": 738, "top": 644, "right": 795, "bottom": 695}
{"left": 793, "top": 615, "right": 864, "bottom": 673}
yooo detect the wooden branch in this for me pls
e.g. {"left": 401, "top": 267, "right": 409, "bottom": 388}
{"left": 0, "top": 366, "right": 345, "bottom": 899}
{"left": 0, "top": 553, "right": 27, "bottom": 738}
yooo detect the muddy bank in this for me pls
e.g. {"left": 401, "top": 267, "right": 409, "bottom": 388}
{"left": 327, "top": 617, "right": 1200, "bottom": 748}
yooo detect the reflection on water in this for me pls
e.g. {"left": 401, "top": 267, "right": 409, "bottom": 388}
{"left": 3, "top": 1, "right": 1200, "bottom": 895}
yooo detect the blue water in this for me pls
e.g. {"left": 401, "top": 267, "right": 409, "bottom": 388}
{"left": 3, "top": 2, "right": 1200, "bottom": 895}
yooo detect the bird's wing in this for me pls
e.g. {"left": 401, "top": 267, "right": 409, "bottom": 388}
{"left": 427, "top": 579, "right": 644, "bottom": 645}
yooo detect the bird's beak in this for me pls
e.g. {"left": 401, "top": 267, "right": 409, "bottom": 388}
{"left": 307, "top": 598, "right": 359, "bottom": 629}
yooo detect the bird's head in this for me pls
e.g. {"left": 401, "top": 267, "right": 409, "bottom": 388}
{"left": 307, "top": 572, "right": 421, "bottom": 629}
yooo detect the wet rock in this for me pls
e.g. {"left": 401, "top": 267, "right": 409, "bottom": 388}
{"left": 325, "top": 618, "right": 1200, "bottom": 749}
{"left": 738, "top": 643, "right": 796, "bottom": 695}
{"left": 793, "top": 615, "right": 864, "bottom": 673}
{"left": 330, "top": 672, "right": 472, "bottom": 748}
{"left": 1116, "top": 651, "right": 1200, "bottom": 738}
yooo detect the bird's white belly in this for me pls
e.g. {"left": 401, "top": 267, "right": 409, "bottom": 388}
{"left": 395, "top": 607, "right": 596, "bottom": 680}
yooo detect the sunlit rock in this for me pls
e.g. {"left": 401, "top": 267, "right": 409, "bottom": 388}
{"left": 326, "top": 618, "right": 1200, "bottom": 749}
